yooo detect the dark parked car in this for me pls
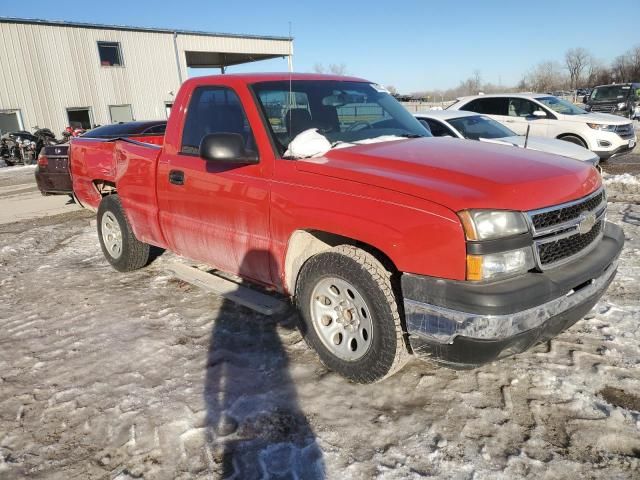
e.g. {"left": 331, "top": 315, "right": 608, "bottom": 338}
{"left": 35, "top": 121, "right": 167, "bottom": 196}
{"left": 584, "top": 83, "right": 640, "bottom": 119}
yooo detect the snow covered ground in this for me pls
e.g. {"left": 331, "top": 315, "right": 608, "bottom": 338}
{"left": 0, "top": 177, "right": 639, "bottom": 479}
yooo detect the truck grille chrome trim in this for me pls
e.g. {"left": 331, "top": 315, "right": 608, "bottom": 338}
{"left": 404, "top": 260, "right": 617, "bottom": 344}
{"left": 526, "top": 187, "right": 606, "bottom": 270}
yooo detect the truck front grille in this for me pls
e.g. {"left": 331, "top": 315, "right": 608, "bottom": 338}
{"left": 538, "top": 220, "right": 603, "bottom": 266}
{"left": 527, "top": 188, "right": 606, "bottom": 269}
{"left": 531, "top": 190, "right": 604, "bottom": 230}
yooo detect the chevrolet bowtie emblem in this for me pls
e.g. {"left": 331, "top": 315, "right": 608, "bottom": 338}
{"left": 577, "top": 211, "right": 596, "bottom": 235}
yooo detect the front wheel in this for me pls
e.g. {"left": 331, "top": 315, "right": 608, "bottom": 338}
{"left": 296, "top": 245, "right": 408, "bottom": 383}
{"left": 97, "top": 194, "right": 150, "bottom": 272}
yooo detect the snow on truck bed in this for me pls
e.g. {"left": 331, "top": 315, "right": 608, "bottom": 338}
{"left": 0, "top": 177, "right": 638, "bottom": 479}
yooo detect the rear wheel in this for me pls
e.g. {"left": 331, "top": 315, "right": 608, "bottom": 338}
{"left": 296, "top": 245, "right": 408, "bottom": 383}
{"left": 97, "top": 194, "right": 150, "bottom": 272}
{"left": 558, "top": 134, "right": 587, "bottom": 149}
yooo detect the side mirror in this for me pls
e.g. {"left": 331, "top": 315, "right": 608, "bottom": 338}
{"left": 582, "top": 95, "right": 589, "bottom": 104}
{"left": 199, "top": 133, "right": 258, "bottom": 164}
{"left": 532, "top": 110, "right": 547, "bottom": 118}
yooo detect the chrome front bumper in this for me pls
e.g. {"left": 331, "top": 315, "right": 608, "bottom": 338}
{"left": 405, "top": 259, "right": 618, "bottom": 345}
{"left": 401, "top": 221, "right": 624, "bottom": 367}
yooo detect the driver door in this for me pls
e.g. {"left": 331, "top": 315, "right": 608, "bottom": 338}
{"left": 156, "top": 86, "right": 272, "bottom": 284}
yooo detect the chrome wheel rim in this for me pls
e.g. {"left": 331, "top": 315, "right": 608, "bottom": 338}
{"left": 310, "top": 277, "right": 373, "bottom": 361}
{"left": 101, "top": 211, "right": 123, "bottom": 259}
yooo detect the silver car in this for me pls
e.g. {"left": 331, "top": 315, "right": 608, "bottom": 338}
{"left": 415, "top": 110, "right": 600, "bottom": 167}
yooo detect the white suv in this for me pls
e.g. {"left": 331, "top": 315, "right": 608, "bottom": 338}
{"left": 448, "top": 93, "right": 636, "bottom": 160}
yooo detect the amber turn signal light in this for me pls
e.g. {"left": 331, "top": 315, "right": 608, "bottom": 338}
{"left": 466, "top": 254, "right": 483, "bottom": 281}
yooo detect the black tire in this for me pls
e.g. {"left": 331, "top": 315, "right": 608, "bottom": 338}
{"left": 97, "top": 194, "right": 150, "bottom": 272}
{"left": 296, "top": 245, "right": 409, "bottom": 383}
{"left": 558, "top": 134, "right": 587, "bottom": 149}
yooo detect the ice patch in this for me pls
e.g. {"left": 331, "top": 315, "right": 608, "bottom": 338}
{"left": 603, "top": 173, "right": 640, "bottom": 186}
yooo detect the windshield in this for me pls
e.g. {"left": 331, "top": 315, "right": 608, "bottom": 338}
{"left": 536, "top": 96, "right": 587, "bottom": 115}
{"left": 251, "top": 80, "right": 431, "bottom": 154}
{"left": 590, "top": 85, "right": 632, "bottom": 101}
{"left": 447, "top": 115, "right": 516, "bottom": 140}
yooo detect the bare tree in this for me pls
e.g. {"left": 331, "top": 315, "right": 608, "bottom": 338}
{"left": 313, "top": 63, "right": 347, "bottom": 75}
{"left": 527, "top": 61, "right": 566, "bottom": 92}
{"left": 385, "top": 85, "right": 398, "bottom": 96}
{"left": 627, "top": 44, "right": 640, "bottom": 80}
{"left": 328, "top": 63, "right": 347, "bottom": 75}
{"left": 312, "top": 63, "right": 325, "bottom": 74}
{"left": 565, "top": 48, "right": 590, "bottom": 89}
{"left": 471, "top": 69, "right": 482, "bottom": 93}
{"left": 611, "top": 55, "right": 631, "bottom": 82}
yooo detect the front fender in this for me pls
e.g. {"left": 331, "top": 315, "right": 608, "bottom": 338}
{"left": 271, "top": 180, "right": 467, "bottom": 286}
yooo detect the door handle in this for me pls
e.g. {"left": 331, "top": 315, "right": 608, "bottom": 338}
{"left": 169, "top": 170, "right": 184, "bottom": 185}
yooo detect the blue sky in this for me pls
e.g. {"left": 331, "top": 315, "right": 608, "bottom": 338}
{"left": 3, "top": 0, "right": 638, "bottom": 93}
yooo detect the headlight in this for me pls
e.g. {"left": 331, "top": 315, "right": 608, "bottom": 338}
{"left": 466, "top": 247, "right": 535, "bottom": 281}
{"left": 586, "top": 123, "right": 616, "bottom": 132}
{"left": 458, "top": 210, "right": 529, "bottom": 241}
{"left": 617, "top": 102, "right": 627, "bottom": 110}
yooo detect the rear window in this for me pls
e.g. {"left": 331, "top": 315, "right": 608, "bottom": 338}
{"left": 83, "top": 122, "right": 166, "bottom": 138}
{"left": 460, "top": 97, "right": 509, "bottom": 116}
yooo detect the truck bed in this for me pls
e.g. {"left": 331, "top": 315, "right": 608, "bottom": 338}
{"left": 71, "top": 135, "right": 163, "bottom": 211}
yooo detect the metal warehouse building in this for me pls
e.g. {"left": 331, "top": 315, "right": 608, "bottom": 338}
{"left": 0, "top": 17, "right": 292, "bottom": 135}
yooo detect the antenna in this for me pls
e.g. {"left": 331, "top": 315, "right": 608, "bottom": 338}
{"left": 288, "top": 21, "right": 293, "bottom": 72}
{"left": 288, "top": 21, "right": 294, "bottom": 136}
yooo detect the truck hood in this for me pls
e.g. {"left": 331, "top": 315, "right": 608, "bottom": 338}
{"left": 296, "top": 137, "right": 601, "bottom": 212}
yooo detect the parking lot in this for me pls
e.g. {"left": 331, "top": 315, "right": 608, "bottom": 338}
{"left": 0, "top": 160, "right": 639, "bottom": 479}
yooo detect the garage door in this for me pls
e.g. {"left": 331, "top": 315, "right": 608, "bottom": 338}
{"left": 109, "top": 105, "right": 134, "bottom": 123}
{"left": 0, "top": 110, "right": 22, "bottom": 135}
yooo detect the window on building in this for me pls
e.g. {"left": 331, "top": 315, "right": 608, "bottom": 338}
{"left": 67, "top": 108, "right": 93, "bottom": 129}
{"left": 109, "top": 104, "right": 134, "bottom": 123}
{"left": 98, "top": 41, "right": 123, "bottom": 66}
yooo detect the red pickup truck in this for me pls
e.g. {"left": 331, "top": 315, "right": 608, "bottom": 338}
{"left": 71, "top": 73, "right": 624, "bottom": 383}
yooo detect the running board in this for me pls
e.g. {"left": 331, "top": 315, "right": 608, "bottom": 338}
{"left": 166, "top": 262, "right": 289, "bottom": 316}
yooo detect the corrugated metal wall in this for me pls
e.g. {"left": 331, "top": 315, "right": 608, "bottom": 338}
{"left": 0, "top": 21, "right": 291, "bottom": 134}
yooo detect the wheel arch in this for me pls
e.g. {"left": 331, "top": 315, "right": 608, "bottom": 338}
{"left": 94, "top": 179, "right": 117, "bottom": 196}
{"left": 556, "top": 132, "right": 588, "bottom": 148}
{"left": 283, "top": 229, "right": 398, "bottom": 296}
